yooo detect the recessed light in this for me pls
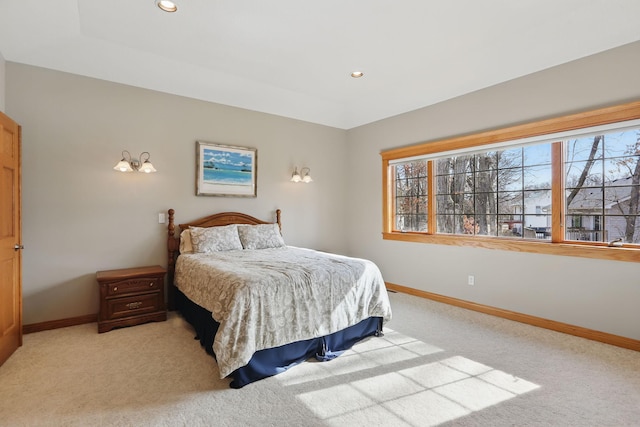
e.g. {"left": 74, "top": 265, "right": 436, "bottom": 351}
{"left": 156, "top": 0, "right": 178, "bottom": 12}
{"left": 351, "top": 71, "right": 364, "bottom": 78}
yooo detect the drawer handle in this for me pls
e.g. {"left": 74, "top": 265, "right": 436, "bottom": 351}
{"left": 150, "top": 282, "right": 154, "bottom": 287}
{"left": 113, "top": 286, "right": 118, "bottom": 292}
{"left": 126, "top": 302, "right": 142, "bottom": 310}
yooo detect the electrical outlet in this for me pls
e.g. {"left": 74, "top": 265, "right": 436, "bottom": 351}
{"left": 468, "top": 275, "right": 475, "bottom": 286}
{"left": 158, "top": 213, "right": 166, "bottom": 224}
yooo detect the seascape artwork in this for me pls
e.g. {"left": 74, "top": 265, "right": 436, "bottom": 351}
{"left": 203, "top": 148, "right": 253, "bottom": 186}
{"left": 196, "top": 141, "right": 257, "bottom": 197}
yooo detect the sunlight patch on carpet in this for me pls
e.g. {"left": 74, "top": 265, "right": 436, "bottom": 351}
{"left": 289, "top": 329, "right": 540, "bottom": 426}
{"left": 276, "top": 329, "right": 442, "bottom": 386}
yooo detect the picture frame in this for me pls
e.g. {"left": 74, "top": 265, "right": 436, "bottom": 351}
{"left": 196, "top": 141, "right": 257, "bottom": 197}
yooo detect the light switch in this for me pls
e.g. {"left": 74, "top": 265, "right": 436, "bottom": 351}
{"left": 158, "top": 213, "right": 166, "bottom": 224}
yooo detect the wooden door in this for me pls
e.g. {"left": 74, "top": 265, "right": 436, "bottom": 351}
{"left": 0, "top": 111, "right": 22, "bottom": 366}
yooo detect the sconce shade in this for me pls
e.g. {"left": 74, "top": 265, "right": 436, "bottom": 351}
{"left": 114, "top": 159, "right": 134, "bottom": 172}
{"left": 114, "top": 150, "right": 157, "bottom": 173}
{"left": 138, "top": 160, "right": 157, "bottom": 174}
{"left": 291, "top": 166, "right": 312, "bottom": 183}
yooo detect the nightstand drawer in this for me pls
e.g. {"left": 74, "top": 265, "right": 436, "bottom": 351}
{"left": 107, "top": 277, "right": 161, "bottom": 297}
{"left": 106, "top": 293, "right": 163, "bottom": 320}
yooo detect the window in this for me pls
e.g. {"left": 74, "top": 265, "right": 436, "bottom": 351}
{"left": 565, "top": 130, "right": 640, "bottom": 244}
{"left": 382, "top": 101, "right": 640, "bottom": 262}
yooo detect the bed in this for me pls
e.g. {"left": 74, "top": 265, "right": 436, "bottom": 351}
{"left": 166, "top": 209, "right": 392, "bottom": 388}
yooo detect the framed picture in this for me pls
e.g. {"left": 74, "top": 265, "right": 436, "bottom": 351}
{"left": 196, "top": 141, "right": 257, "bottom": 197}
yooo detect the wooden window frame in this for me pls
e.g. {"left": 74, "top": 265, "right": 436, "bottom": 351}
{"left": 381, "top": 101, "right": 640, "bottom": 263}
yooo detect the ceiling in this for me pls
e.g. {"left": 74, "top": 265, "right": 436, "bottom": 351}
{"left": 1, "top": 0, "right": 639, "bottom": 129}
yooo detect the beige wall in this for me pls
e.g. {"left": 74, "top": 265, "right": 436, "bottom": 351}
{"left": 346, "top": 41, "right": 640, "bottom": 340}
{"left": 0, "top": 51, "right": 5, "bottom": 112}
{"left": 7, "top": 63, "right": 348, "bottom": 324}
{"left": 6, "top": 41, "right": 640, "bottom": 340}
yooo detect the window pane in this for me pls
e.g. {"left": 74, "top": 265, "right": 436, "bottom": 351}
{"left": 453, "top": 173, "right": 473, "bottom": 193}
{"left": 498, "top": 148, "right": 522, "bottom": 168}
{"left": 396, "top": 181, "right": 415, "bottom": 197}
{"left": 522, "top": 224, "right": 551, "bottom": 239}
{"left": 604, "top": 156, "right": 640, "bottom": 185}
{"left": 475, "top": 170, "right": 497, "bottom": 192}
{"left": 523, "top": 190, "right": 551, "bottom": 214}
{"left": 566, "top": 136, "right": 604, "bottom": 162}
{"left": 498, "top": 169, "right": 522, "bottom": 191}
{"left": 605, "top": 215, "right": 640, "bottom": 244}
{"left": 474, "top": 192, "right": 497, "bottom": 215}
{"left": 566, "top": 217, "right": 606, "bottom": 242}
{"left": 604, "top": 186, "right": 639, "bottom": 211}
{"left": 396, "top": 161, "right": 427, "bottom": 178}
{"left": 565, "top": 160, "right": 603, "bottom": 188}
{"left": 475, "top": 214, "right": 498, "bottom": 236}
{"left": 436, "top": 215, "right": 456, "bottom": 234}
{"left": 499, "top": 215, "right": 523, "bottom": 237}
{"left": 435, "top": 158, "right": 453, "bottom": 176}
{"left": 603, "top": 130, "right": 637, "bottom": 158}
{"left": 396, "top": 215, "right": 427, "bottom": 232}
{"left": 476, "top": 152, "right": 498, "bottom": 171}
{"left": 436, "top": 194, "right": 454, "bottom": 214}
{"left": 524, "top": 144, "right": 551, "bottom": 166}
{"left": 523, "top": 165, "right": 551, "bottom": 189}
{"left": 461, "top": 192, "right": 474, "bottom": 211}
{"left": 396, "top": 197, "right": 416, "bottom": 214}
{"left": 459, "top": 215, "right": 478, "bottom": 235}
{"left": 435, "top": 172, "right": 452, "bottom": 194}
{"left": 498, "top": 191, "right": 522, "bottom": 214}
{"left": 566, "top": 188, "right": 603, "bottom": 215}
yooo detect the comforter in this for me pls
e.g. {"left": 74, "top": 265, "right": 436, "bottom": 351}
{"left": 175, "top": 246, "right": 392, "bottom": 378}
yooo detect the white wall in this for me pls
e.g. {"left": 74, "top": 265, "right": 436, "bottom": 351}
{"left": 346, "top": 41, "right": 640, "bottom": 340}
{"left": 7, "top": 63, "right": 348, "bottom": 324}
{"left": 0, "top": 51, "right": 5, "bottom": 112}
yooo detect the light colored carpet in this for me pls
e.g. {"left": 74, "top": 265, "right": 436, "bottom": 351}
{"left": 1, "top": 292, "right": 639, "bottom": 426}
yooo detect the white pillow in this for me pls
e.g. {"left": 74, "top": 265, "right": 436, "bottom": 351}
{"left": 189, "top": 224, "right": 243, "bottom": 253}
{"left": 179, "top": 229, "right": 194, "bottom": 254}
{"left": 237, "top": 223, "right": 285, "bottom": 250}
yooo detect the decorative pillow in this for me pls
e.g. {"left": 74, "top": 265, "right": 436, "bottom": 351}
{"left": 237, "top": 223, "right": 286, "bottom": 250}
{"left": 189, "top": 224, "right": 243, "bottom": 253}
{"left": 179, "top": 229, "right": 194, "bottom": 254}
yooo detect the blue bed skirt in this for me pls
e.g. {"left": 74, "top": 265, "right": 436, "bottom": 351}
{"left": 175, "top": 288, "right": 383, "bottom": 388}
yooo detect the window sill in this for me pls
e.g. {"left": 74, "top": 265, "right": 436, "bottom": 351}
{"left": 382, "top": 232, "right": 639, "bottom": 263}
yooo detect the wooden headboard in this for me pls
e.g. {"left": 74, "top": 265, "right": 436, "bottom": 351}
{"left": 166, "top": 208, "right": 282, "bottom": 310}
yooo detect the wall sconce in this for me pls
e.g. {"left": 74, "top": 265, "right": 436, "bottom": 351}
{"left": 113, "top": 150, "right": 157, "bottom": 173}
{"left": 291, "top": 167, "right": 313, "bottom": 183}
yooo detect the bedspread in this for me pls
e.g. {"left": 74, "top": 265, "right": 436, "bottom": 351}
{"left": 175, "top": 246, "right": 392, "bottom": 378}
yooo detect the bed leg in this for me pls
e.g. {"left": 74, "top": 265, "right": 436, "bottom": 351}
{"left": 317, "top": 340, "right": 327, "bottom": 358}
{"left": 375, "top": 318, "right": 384, "bottom": 337}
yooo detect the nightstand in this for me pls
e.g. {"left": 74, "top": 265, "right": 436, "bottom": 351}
{"left": 97, "top": 265, "right": 167, "bottom": 333}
